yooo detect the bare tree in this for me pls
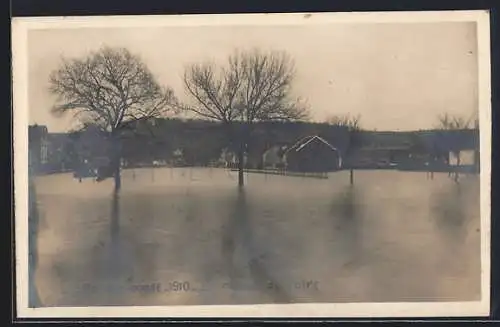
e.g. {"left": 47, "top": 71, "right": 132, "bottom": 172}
{"left": 325, "top": 114, "right": 361, "bottom": 131}
{"left": 325, "top": 114, "right": 362, "bottom": 185}
{"left": 182, "top": 48, "right": 310, "bottom": 186}
{"left": 49, "top": 46, "right": 177, "bottom": 192}
{"left": 437, "top": 112, "right": 476, "bottom": 131}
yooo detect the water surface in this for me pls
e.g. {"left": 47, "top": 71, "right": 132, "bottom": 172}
{"left": 30, "top": 168, "right": 481, "bottom": 306}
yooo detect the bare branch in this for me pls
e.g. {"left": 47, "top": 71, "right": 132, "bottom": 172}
{"left": 436, "top": 112, "right": 476, "bottom": 130}
{"left": 181, "top": 48, "right": 309, "bottom": 127}
{"left": 325, "top": 113, "right": 361, "bottom": 131}
{"left": 48, "top": 46, "right": 177, "bottom": 133}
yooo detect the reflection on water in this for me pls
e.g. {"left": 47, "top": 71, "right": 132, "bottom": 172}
{"left": 328, "top": 185, "right": 365, "bottom": 270}
{"left": 220, "top": 189, "right": 244, "bottom": 285}
{"left": 105, "top": 191, "right": 125, "bottom": 292}
{"left": 29, "top": 168, "right": 482, "bottom": 306}
{"left": 432, "top": 182, "right": 467, "bottom": 242}
{"left": 427, "top": 175, "right": 481, "bottom": 298}
{"left": 28, "top": 171, "right": 42, "bottom": 307}
{"left": 222, "top": 188, "right": 292, "bottom": 303}
{"left": 110, "top": 190, "right": 120, "bottom": 242}
{"left": 329, "top": 185, "right": 359, "bottom": 220}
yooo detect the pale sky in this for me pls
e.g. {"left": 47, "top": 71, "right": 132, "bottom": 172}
{"left": 27, "top": 22, "right": 478, "bottom": 132}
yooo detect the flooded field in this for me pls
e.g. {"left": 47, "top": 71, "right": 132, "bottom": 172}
{"left": 28, "top": 168, "right": 481, "bottom": 307}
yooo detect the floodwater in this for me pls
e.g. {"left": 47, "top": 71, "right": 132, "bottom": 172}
{"left": 28, "top": 168, "right": 481, "bottom": 307}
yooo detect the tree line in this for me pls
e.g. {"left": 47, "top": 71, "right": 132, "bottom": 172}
{"left": 73, "top": 118, "right": 352, "bottom": 167}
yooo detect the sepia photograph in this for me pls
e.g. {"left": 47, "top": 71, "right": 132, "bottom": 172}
{"left": 12, "top": 11, "right": 491, "bottom": 318}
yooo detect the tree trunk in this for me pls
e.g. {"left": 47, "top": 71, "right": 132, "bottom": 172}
{"left": 111, "top": 131, "right": 122, "bottom": 193}
{"left": 238, "top": 143, "right": 244, "bottom": 187}
{"left": 227, "top": 122, "right": 250, "bottom": 188}
{"left": 232, "top": 123, "right": 248, "bottom": 188}
{"left": 454, "top": 151, "right": 461, "bottom": 182}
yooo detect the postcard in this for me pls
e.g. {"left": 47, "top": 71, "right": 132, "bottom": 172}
{"left": 12, "top": 10, "right": 491, "bottom": 318}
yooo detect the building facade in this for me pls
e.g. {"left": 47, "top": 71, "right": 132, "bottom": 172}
{"left": 28, "top": 124, "right": 50, "bottom": 174}
{"left": 262, "top": 145, "right": 286, "bottom": 169}
{"left": 284, "top": 135, "right": 342, "bottom": 173}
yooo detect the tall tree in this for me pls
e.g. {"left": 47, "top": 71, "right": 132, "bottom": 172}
{"left": 49, "top": 46, "right": 177, "bottom": 192}
{"left": 182, "top": 48, "right": 309, "bottom": 186}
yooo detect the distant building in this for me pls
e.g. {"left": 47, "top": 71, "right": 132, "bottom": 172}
{"left": 350, "top": 145, "right": 413, "bottom": 168}
{"left": 283, "top": 135, "right": 342, "bottom": 173}
{"left": 449, "top": 150, "right": 475, "bottom": 166}
{"left": 28, "top": 124, "right": 49, "bottom": 173}
{"left": 262, "top": 145, "right": 285, "bottom": 169}
{"left": 45, "top": 133, "right": 76, "bottom": 172}
{"left": 218, "top": 148, "right": 248, "bottom": 168}
{"left": 347, "top": 129, "right": 479, "bottom": 171}
{"left": 171, "top": 148, "right": 185, "bottom": 166}
{"left": 218, "top": 148, "right": 234, "bottom": 167}
{"left": 72, "top": 125, "right": 111, "bottom": 176}
{"left": 433, "top": 129, "right": 480, "bottom": 172}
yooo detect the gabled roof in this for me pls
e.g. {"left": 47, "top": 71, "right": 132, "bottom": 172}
{"left": 284, "top": 135, "right": 338, "bottom": 156}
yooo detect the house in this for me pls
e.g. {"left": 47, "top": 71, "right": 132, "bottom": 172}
{"left": 349, "top": 145, "right": 413, "bottom": 168}
{"left": 72, "top": 125, "right": 111, "bottom": 177}
{"left": 74, "top": 126, "right": 110, "bottom": 162}
{"left": 430, "top": 129, "right": 479, "bottom": 172}
{"left": 283, "top": 135, "right": 342, "bottom": 173}
{"left": 403, "top": 129, "right": 478, "bottom": 171}
{"left": 171, "top": 148, "right": 185, "bottom": 166}
{"left": 45, "top": 133, "right": 76, "bottom": 172}
{"left": 218, "top": 148, "right": 248, "bottom": 168}
{"left": 347, "top": 129, "right": 479, "bottom": 171}
{"left": 347, "top": 131, "right": 414, "bottom": 168}
{"left": 28, "top": 124, "right": 49, "bottom": 173}
{"left": 218, "top": 148, "right": 234, "bottom": 167}
{"left": 262, "top": 145, "right": 286, "bottom": 169}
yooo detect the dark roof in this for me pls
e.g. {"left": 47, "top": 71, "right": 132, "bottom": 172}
{"left": 284, "top": 135, "right": 339, "bottom": 156}
{"left": 28, "top": 125, "right": 49, "bottom": 142}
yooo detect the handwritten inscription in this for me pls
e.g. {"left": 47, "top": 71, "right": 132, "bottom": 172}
{"left": 267, "top": 280, "right": 319, "bottom": 291}
{"left": 164, "top": 281, "right": 192, "bottom": 292}
{"left": 222, "top": 280, "right": 320, "bottom": 292}
{"left": 79, "top": 279, "right": 320, "bottom": 294}
{"left": 80, "top": 281, "right": 196, "bottom": 294}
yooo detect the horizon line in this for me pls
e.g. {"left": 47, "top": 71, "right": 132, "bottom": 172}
{"left": 27, "top": 121, "right": 478, "bottom": 135}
